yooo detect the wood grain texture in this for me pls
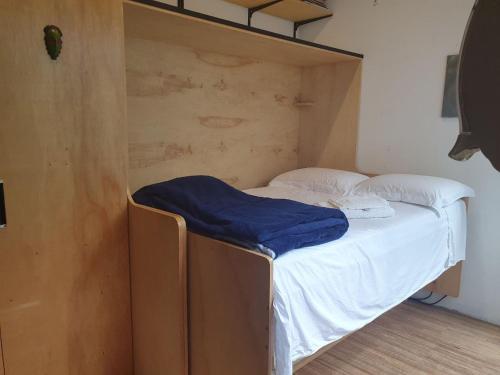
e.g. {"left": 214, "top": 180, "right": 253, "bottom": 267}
{"left": 224, "top": 0, "right": 333, "bottom": 22}
{"left": 123, "top": 1, "right": 359, "bottom": 67}
{"left": 293, "top": 334, "right": 352, "bottom": 372}
{"left": 124, "top": 1, "right": 363, "bottom": 192}
{"left": 188, "top": 233, "right": 273, "bottom": 375}
{"left": 0, "top": 1, "right": 132, "bottom": 374}
{"left": 426, "top": 262, "right": 463, "bottom": 298}
{"left": 296, "top": 301, "right": 500, "bottom": 375}
{"left": 299, "top": 61, "right": 362, "bottom": 171}
{"left": 126, "top": 38, "right": 301, "bottom": 192}
{"left": 0, "top": 327, "right": 4, "bottom": 375}
{"left": 128, "top": 197, "right": 188, "bottom": 375}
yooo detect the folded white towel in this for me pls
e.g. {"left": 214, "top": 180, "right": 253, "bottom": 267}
{"left": 341, "top": 206, "right": 395, "bottom": 219}
{"left": 328, "top": 194, "right": 389, "bottom": 210}
{"left": 317, "top": 194, "right": 395, "bottom": 219}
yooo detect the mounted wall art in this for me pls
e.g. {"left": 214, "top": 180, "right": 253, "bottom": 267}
{"left": 442, "top": 54, "right": 459, "bottom": 118}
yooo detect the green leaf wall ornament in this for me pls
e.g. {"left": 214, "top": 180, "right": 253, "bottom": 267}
{"left": 44, "top": 25, "right": 63, "bottom": 60}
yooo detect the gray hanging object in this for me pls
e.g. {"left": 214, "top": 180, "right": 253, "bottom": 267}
{"left": 450, "top": 0, "right": 500, "bottom": 171}
{"left": 44, "top": 25, "right": 63, "bottom": 60}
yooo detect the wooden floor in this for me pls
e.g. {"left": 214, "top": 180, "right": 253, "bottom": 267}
{"left": 297, "top": 301, "right": 500, "bottom": 375}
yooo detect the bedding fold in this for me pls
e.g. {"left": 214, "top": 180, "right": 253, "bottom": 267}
{"left": 132, "top": 176, "right": 349, "bottom": 258}
{"left": 318, "top": 194, "right": 395, "bottom": 219}
{"left": 317, "top": 204, "right": 396, "bottom": 219}
{"left": 327, "top": 194, "right": 389, "bottom": 210}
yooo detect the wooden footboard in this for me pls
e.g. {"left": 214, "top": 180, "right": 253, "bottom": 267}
{"left": 127, "top": 196, "right": 464, "bottom": 375}
{"left": 128, "top": 196, "right": 188, "bottom": 375}
{"left": 128, "top": 195, "right": 273, "bottom": 375}
{"left": 188, "top": 233, "right": 273, "bottom": 375}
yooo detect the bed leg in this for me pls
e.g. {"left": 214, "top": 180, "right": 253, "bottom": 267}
{"left": 426, "top": 261, "right": 463, "bottom": 297}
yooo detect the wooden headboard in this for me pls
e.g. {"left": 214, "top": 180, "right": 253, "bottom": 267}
{"left": 126, "top": 38, "right": 302, "bottom": 192}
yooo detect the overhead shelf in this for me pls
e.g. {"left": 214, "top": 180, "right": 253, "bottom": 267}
{"left": 225, "top": 0, "right": 333, "bottom": 23}
{"left": 225, "top": 0, "right": 333, "bottom": 37}
{"left": 124, "top": 0, "right": 362, "bottom": 67}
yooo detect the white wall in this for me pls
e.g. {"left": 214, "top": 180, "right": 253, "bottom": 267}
{"left": 300, "top": 0, "right": 500, "bottom": 325}
{"left": 161, "top": 0, "right": 500, "bottom": 325}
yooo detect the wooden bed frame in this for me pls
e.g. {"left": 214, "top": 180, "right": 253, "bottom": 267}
{"left": 128, "top": 195, "right": 464, "bottom": 375}
{"left": 123, "top": 2, "right": 463, "bottom": 374}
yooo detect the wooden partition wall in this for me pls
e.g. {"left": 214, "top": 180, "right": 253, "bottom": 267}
{"left": 0, "top": 1, "right": 132, "bottom": 374}
{"left": 124, "top": 1, "right": 363, "bottom": 192}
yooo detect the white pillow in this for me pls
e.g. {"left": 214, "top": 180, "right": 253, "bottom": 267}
{"left": 354, "top": 174, "right": 475, "bottom": 209}
{"left": 269, "top": 168, "right": 369, "bottom": 195}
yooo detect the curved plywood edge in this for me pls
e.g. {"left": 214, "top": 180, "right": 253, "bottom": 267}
{"left": 128, "top": 195, "right": 188, "bottom": 375}
{"left": 128, "top": 193, "right": 187, "bottom": 227}
{"left": 188, "top": 233, "right": 273, "bottom": 375}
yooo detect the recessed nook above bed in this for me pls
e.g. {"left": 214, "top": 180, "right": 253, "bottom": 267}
{"left": 123, "top": 0, "right": 363, "bottom": 193}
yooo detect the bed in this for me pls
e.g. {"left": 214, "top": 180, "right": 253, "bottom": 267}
{"left": 128, "top": 172, "right": 470, "bottom": 375}
{"left": 245, "top": 186, "right": 467, "bottom": 374}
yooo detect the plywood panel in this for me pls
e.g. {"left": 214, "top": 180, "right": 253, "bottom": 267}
{"left": 188, "top": 233, "right": 273, "bottom": 375}
{"left": 123, "top": 1, "right": 360, "bottom": 67}
{"left": 426, "top": 262, "right": 463, "bottom": 297}
{"left": 0, "top": 327, "right": 4, "bottom": 375}
{"left": 299, "top": 61, "right": 362, "bottom": 171}
{"left": 126, "top": 38, "right": 301, "bottom": 192}
{"left": 128, "top": 197, "right": 187, "bottom": 375}
{"left": 0, "top": 1, "right": 132, "bottom": 373}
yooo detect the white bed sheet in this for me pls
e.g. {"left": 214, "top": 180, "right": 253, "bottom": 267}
{"left": 244, "top": 186, "right": 467, "bottom": 375}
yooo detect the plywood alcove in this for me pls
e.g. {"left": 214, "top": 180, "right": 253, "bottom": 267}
{"left": 124, "top": 0, "right": 363, "bottom": 193}
{"left": 123, "top": 2, "right": 363, "bottom": 374}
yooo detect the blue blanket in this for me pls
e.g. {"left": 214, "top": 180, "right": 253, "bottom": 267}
{"left": 133, "top": 176, "right": 349, "bottom": 258}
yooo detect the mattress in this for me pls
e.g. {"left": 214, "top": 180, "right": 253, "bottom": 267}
{"left": 244, "top": 186, "right": 467, "bottom": 375}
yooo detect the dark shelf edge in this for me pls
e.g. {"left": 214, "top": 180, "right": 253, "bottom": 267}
{"left": 128, "top": 0, "right": 364, "bottom": 60}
